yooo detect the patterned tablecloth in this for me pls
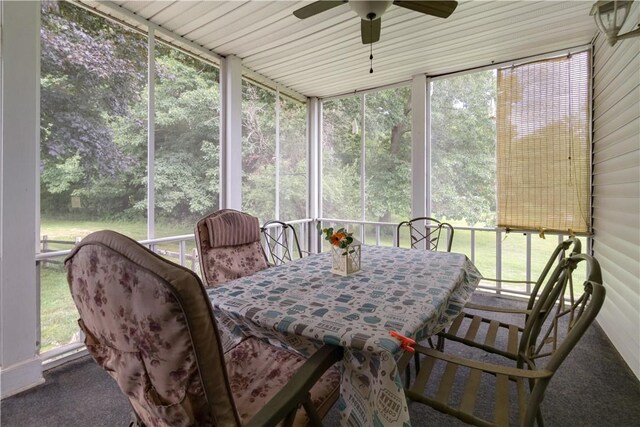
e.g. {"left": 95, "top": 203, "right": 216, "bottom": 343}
{"left": 207, "top": 245, "right": 481, "bottom": 427}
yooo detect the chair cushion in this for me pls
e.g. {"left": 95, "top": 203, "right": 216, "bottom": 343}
{"left": 224, "top": 337, "right": 341, "bottom": 426}
{"left": 200, "top": 241, "right": 268, "bottom": 287}
{"left": 207, "top": 211, "right": 261, "bottom": 248}
{"left": 65, "top": 231, "right": 239, "bottom": 427}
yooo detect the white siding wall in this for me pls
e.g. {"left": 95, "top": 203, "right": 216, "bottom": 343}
{"left": 592, "top": 4, "right": 640, "bottom": 379}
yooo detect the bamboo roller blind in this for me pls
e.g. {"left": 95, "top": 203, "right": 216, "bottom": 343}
{"left": 496, "top": 51, "right": 591, "bottom": 235}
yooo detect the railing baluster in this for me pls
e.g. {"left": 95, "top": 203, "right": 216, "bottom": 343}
{"left": 495, "top": 230, "right": 502, "bottom": 295}
{"left": 470, "top": 229, "right": 476, "bottom": 264}
{"left": 376, "top": 224, "right": 381, "bottom": 246}
{"left": 526, "top": 233, "right": 532, "bottom": 294}
{"left": 179, "top": 240, "right": 186, "bottom": 266}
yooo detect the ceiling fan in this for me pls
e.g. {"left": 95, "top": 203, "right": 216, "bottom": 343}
{"left": 293, "top": 1, "right": 459, "bottom": 44}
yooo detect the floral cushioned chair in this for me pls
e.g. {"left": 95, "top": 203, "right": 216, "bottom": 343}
{"left": 195, "top": 209, "right": 269, "bottom": 287}
{"left": 65, "top": 230, "right": 342, "bottom": 427}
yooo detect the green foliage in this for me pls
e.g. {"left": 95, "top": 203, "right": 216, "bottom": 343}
{"left": 241, "top": 83, "right": 308, "bottom": 223}
{"left": 41, "top": 2, "right": 496, "bottom": 231}
{"left": 364, "top": 87, "right": 412, "bottom": 222}
{"left": 41, "top": 3, "right": 220, "bottom": 225}
{"left": 322, "top": 88, "right": 412, "bottom": 222}
{"left": 431, "top": 71, "right": 497, "bottom": 226}
{"left": 41, "top": 154, "right": 83, "bottom": 194}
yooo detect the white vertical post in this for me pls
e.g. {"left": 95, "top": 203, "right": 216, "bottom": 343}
{"left": 220, "top": 55, "right": 243, "bottom": 210}
{"left": 496, "top": 230, "right": 503, "bottom": 294}
{"left": 179, "top": 240, "right": 186, "bottom": 266}
{"left": 0, "top": 0, "right": 45, "bottom": 397}
{"left": 526, "top": 233, "right": 532, "bottom": 293}
{"left": 147, "top": 29, "right": 155, "bottom": 239}
{"left": 411, "top": 74, "right": 428, "bottom": 218}
{"left": 360, "top": 93, "right": 366, "bottom": 243}
{"left": 275, "top": 87, "right": 280, "bottom": 220}
{"left": 470, "top": 229, "right": 476, "bottom": 264}
{"left": 308, "top": 97, "right": 320, "bottom": 252}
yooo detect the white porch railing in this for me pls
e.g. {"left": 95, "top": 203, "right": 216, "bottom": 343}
{"left": 316, "top": 218, "right": 577, "bottom": 297}
{"left": 36, "top": 217, "right": 579, "bottom": 366}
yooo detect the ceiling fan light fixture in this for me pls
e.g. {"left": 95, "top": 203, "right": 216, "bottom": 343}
{"left": 590, "top": 0, "right": 640, "bottom": 46}
{"left": 349, "top": 0, "right": 392, "bottom": 20}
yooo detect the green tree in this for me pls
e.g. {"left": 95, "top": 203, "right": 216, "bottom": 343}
{"left": 431, "top": 71, "right": 497, "bottom": 226}
{"left": 322, "top": 89, "right": 412, "bottom": 223}
{"left": 364, "top": 87, "right": 412, "bottom": 223}
{"left": 40, "top": 1, "right": 147, "bottom": 218}
{"left": 241, "top": 81, "right": 276, "bottom": 222}
{"left": 322, "top": 96, "right": 363, "bottom": 220}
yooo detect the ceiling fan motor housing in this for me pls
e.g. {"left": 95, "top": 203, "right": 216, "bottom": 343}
{"left": 350, "top": 0, "right": 392, "bottom": 20}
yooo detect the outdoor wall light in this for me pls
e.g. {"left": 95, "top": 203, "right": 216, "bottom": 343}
{"left": 590, "top": 0, "right": 640, "bottom": 46}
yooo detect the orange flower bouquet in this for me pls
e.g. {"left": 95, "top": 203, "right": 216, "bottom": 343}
{"left": 319, "top": 225, "right": 361, "bottom": 276}
{"left": 320, "top": 226, "right": 354, "bottom": 251}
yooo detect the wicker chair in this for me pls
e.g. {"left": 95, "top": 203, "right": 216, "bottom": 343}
{"left": 436, "top": 237, "right": 582, "bottom": 357}
{"left": 66, "top": 230, "right": 342, "bottom": 427}
{"left": 398, "top": 252, "right": 605, "bottom": 427}
{"left": 195, "top": 209, "right": 269, "bottom": 287}
{"left": 261, "top": 220, "right": 304, "bottom": 266}
{"left": 396, "top": 216, "right": 454, "bottom": 252}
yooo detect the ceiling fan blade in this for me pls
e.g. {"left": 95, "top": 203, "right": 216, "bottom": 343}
{"left": 293, "top": 1, "right": 347, "bottom": 19}
{"left": 392, "top": 1, "right": 458, "bottom": 18}
{"left": 361, "top": 18, "right": 382, "bottom": 44}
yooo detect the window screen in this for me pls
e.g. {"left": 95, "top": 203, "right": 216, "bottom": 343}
{"left": 496, "top": 51, "right": 591, "bottom": 234}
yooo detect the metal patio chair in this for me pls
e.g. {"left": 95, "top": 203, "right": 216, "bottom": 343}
{"left": 436, "top": 237, "right": 582, "bottom": 358}
{"left": 396, "top": 216, "right": 454, "bottom": 252}
{"left": 261, "top": 220, "right": 304, "bottom": 266}
{"left": 398, "top": 252, "right": 605, "bottom": 427}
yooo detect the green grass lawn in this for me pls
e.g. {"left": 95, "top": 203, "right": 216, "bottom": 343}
{"left": 39, "top": 217, "right": 575, "bottom": 354}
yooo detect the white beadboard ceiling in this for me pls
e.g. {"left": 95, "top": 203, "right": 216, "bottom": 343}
{"left": 76, "top": 0, "right": 599, "bottom": 99}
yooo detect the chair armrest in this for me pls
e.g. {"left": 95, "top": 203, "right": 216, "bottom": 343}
{"left": 412, "top": 344, "right": 551, "bottom": 380}
{"left": 245, "top": 344, "right": 344, "bottom": 427}
{"left": 464, "top": 301, "right": 531, "bottom": 315}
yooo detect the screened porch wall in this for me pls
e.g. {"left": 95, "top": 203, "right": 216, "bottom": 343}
{"left": 591, "top": 2, "right": 640, "bottom": 380}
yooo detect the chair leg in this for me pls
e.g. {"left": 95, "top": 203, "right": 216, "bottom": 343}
{"left": 536, "top": 408, "right": 545, "bottom": 427}
{"left": 405, "top": 353, "right": 421, "bottom": 389}
{"left": 302, "top": 395, "right": 323, "bottom": 427}
{"left": 437, "top": 334, "right": 445, "bottom": 351}
{"left": 405, "top": 364, "right": 411, "bottom": 389}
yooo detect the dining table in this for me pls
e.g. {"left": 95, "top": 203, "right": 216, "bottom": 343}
{"left": 207, "top": 245, "right": 482, "bottom": 427}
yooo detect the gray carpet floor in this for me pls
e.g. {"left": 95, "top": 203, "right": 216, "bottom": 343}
{"left": 2, "top": 293, "right": 639, "bottom": 426}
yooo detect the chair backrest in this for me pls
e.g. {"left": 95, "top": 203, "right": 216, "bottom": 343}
{"left": 261, "top": 220, "right": 303, "bottom": 266}
{"left": 65, "top": 230, "right": 241, "bottom": 427}
{"left": 517, "top": 252, "right": 605, "bottom": 425}
{"left": 396, "top": 217, "right": 454, "bottom": 252}
{"left": 519, "top": 253, "right": 605, "bottom": 370}
{"left": 526, "top": 236, "right": 582, "bottom": 311}
{"left": 195, "top": 209, "right": 268, "bottom": 287}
